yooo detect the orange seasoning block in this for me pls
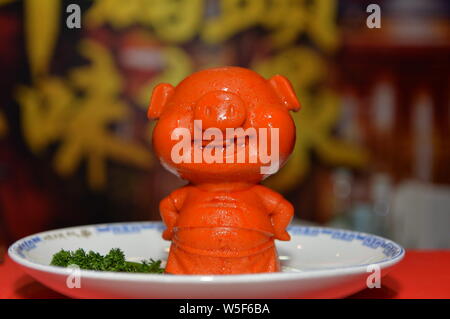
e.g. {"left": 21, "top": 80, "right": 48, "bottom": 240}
{"left": 148, "top": 67, "right": 300, "bottom": 274}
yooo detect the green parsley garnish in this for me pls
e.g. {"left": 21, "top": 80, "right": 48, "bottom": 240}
{"left": 50, "top": 248, "right": 164, "bottom": 274}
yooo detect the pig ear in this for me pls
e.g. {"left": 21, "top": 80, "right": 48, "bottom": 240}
{"left": 269, "top": 75, "right": 301, "bottom": 111}
{"left": 148, "top": 83, "right": 175, "bottom": 119}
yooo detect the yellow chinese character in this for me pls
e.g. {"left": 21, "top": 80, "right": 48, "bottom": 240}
{"left": 203, "top": 0, "right": 338, "bottom": 51}
{"left": 86, "top": 0, "right": 203, "bottom": 43}
{"left": 86, "top": 0, "right": 141, "bottom": 29}
{"left": 202, "top": 0, "right": 264, "bottom": 44}
{"left": 255, "top": 46, "right": 367, "bottom": 191}
{"left": 16, "top": 40, "right": 153, "bottom": 189}
{"left": 143, "top": 0, "right": 204, "bottom": 43}
{"left": 16, "top": 77, "right": 73, "bottom": 153}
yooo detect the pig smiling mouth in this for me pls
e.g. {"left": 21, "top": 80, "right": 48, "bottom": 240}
{"left": 192, "top": 133, "right": 255, "bottom": 151}
{"left": 169, "top": 121, "right": 279, "bottom": 170}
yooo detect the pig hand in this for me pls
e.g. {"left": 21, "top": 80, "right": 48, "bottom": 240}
{"left": 271, "top": 200, "right": 294, "bottom": 241}
{"left": 159, "top": 196, "right": 178, "bottom": 241}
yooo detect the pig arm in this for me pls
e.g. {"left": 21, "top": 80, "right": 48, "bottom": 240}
{"left": 160, "top": 187, "right": 189, "bottom": 240}
{"left": 254, "top": 185, "right": 294, "bottom": 241}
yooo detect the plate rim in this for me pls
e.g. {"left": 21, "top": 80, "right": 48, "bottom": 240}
{"left": 8, "top": 221, "right": 405, "bottom": 284}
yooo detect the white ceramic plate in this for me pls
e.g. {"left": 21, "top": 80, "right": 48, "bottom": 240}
{"left": 8, "top": 222, "right": 404, "bottom": 299}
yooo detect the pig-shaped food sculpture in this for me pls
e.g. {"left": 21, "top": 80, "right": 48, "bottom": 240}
{"left": 148, "top": 67, "right": 300, "bottom": 274}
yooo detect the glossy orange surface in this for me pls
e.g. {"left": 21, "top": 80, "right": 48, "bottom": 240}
{"left": 148, "top": 67, "right": 300, "bottom": 274}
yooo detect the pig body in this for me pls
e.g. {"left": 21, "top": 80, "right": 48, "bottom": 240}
{"left": 160, "top": 185, "right": 293, "bottom": 274}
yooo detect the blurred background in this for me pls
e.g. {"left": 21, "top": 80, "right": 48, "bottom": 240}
{"left": 0, "top": 0, "right": 449, "bottom": 254}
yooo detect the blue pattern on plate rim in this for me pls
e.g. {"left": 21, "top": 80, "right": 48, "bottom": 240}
{"left": 14, "top": 236, "right": 42, "bottom": 258}
{"left": 95, "top": 223, "right": 165, "bottom": 234}
{"left": 11, "top": 223, "right": 403, "bottom": 260}
{"left": 287, "top": 226, "right": 401, "bottom": 258}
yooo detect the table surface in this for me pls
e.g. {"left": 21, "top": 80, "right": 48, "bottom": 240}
{"left": 1, "top": 250, "right": 449, "bottom": 299}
